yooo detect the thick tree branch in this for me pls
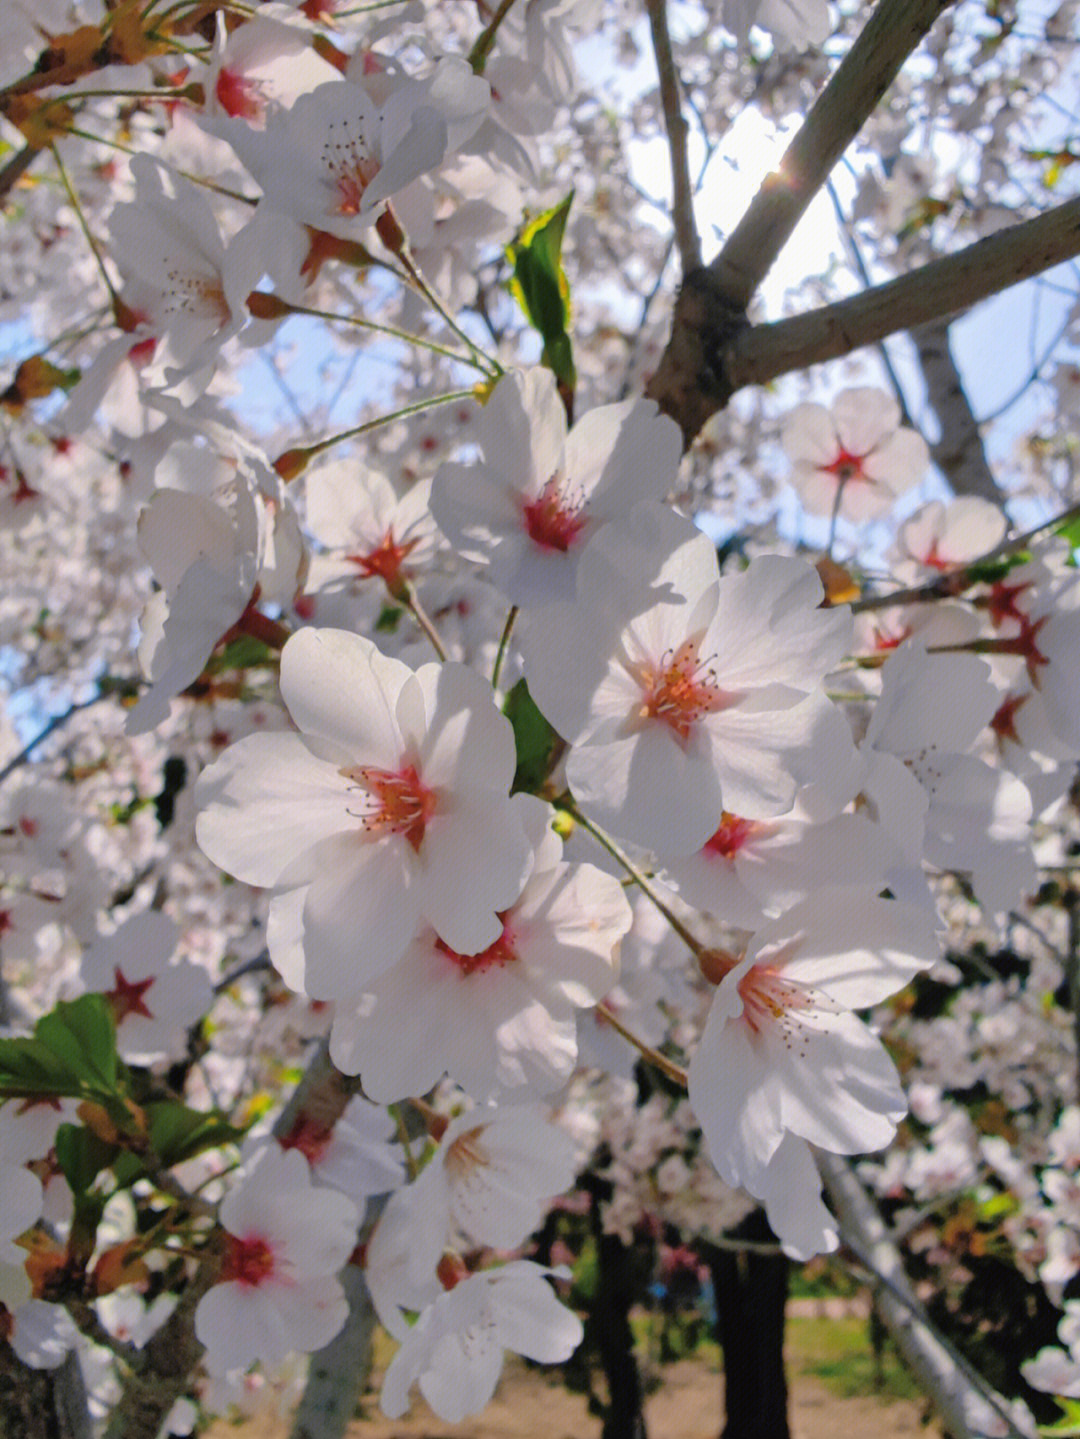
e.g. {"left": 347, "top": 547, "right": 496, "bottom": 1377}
{"left": 644, "top": 0, "right": 702, "bottom": 274}
{"left": 912, "top": 315, "right": 1004, "bottom": 504}
{"left": 709, "top": 0, "right": 954, "bottom": 310}
{"left": 727, "top": 197, "right": 1080, "bottom": 396}
{"left": 819, "top": 1154, "right": 1038, "bottom": 1439}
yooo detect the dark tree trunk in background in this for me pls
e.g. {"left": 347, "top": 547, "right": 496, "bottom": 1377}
{"left": 705, "top": 1209, "right": 790, "bottom": 1439}
{"left": 584, "top": 1177, "right": 648, "bottom": 1439}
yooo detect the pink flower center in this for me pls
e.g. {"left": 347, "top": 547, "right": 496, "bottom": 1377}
{"left": 279, "top": 1114, "right": 334, "bottom": 1165}
{"left": 736, "top": 963, "right": 813, "bottom": 1053}
{"left": 323, "top": 127, "right": 381, "bottom": 217}
{"left": 221, "top": 1232, "right": 276, "bottom": 1287}
{"left": 346, "top": 530, "right": 418, "bottom": 596}
{"left": 704, "top": 812, "right": 758, "bottom": 859}
{"left": 522, "top": 473, "right": 588, "bottom": 553}
{"left": 436, "top": 918, "right": 517, "bottom": 976}
{"left": 341, "top": 763, "right": 436, "bottom": 851}
{"left": 444, "top": 1125, "right": 489, "bottom": 1179}
{"left": 823, "top": 447, "right": 869, "bottom": 485}
{"left": 638, "top": 639, "right": 736, "bottom": 742}
{"left": 215, "top": 68, "right": 265, "bottom": 121}
{"left": 106, "top": 966, "right": 156, "bottom": 1024}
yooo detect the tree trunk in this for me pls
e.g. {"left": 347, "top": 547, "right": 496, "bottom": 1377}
{"left": 704, "top": 1210, "right": 790, "bottom": 1439}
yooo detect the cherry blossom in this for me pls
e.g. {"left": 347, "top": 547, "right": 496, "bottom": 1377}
{"left": 327, "top": 794, "right": 628, "bottom": 1098}
{"left": 523, "top": 504, "right": 852, "bottom": 854}
{"left": 195, "top": 628, "right": 532, "bottom": 999}
{"left": 431, "top": 368, "right": 682, "bottom": 607}
{"left": 77, "top": 911, "right": 215, "bottom": 1065}
{"left": 194, "top": 1145, "right": 359, "bottom": 1374}
{"left": 688, "top": 890, "right": 939, "bottom": 1231}
{"left": 380, "top": 1261, "right": 583, "bottom": 1422}
{"left": 780, "top": 387, "right": 930, "bottom": 523}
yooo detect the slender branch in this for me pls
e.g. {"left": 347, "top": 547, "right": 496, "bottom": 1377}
{"left": 563, "top": 801, "right": 707, "bottom": 960}
{"left": 468, "top": 0, "right": 521, "bottom": 73}
{"left": 491, "top": 605, "right": 518, "bottom": 689}
{"left": 594, "top": 1000, "right": 687, "bottom": 1087}
{"left": 728, "top": 196, "right": 1080, "bottom": 396}
{"left": 0, "top": 143, "right": 38, "bottom": 202}
{"left": 0, "top": 693, "right": 109, "bottom": 788}
{"left": 818, "top": 1153, "right": 1039, "bottom": 1439}
{"left": 847, "top": 498, "right": 1080, "bottom": 613}
{"left": 911, "top": 315, "right": 1004, "bottom": 504}
{"left": 402, "top": 580, "right": 449, "bottom": 661}
{"left": 709, "top": 0, "right": 954, "bottom": 311}
{"left": 644, "top": 0, "right": 701, "bottom": 273}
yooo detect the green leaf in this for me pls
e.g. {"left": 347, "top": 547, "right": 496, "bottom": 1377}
{"left": 376, "top": 603, "right": 404, "bottom": 634}
{"left": 1057, "top": 514, "right": 1080, "bottom": 550}
{"left": 37, "top": 995, "right": 118, "bottom": 1090}
{"left": 503, "top": 679, "right": 559, "bottom": 795}
{"left": 208, "top": 634, "right": 276, "bottom": 673}
{"left": 144, "top": 1101, "right": 245, "bottom": 1168}
{"left": 506, "top": 193, "right": 576, "bottom": 398}
{"left": 55, "top": 1123, "right": 119, "bottom": 1197}
{"left": 0, "top": 995, "right": 119, "bottom": 1101}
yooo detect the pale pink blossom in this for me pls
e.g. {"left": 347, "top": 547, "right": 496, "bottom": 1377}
{"left": 196, "top": 628, "right": 532, "bottom": 1000}
{"left": 781, "top": 388, "right": 930, "bottom": 522}
{"left": 327, "top": 795, "right": 628, "bottom": 1099}
{"left": 194, "top": 1145, "right": 358, "bottom": 1374}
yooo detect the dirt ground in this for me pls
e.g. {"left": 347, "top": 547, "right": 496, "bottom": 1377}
{"left": 208, "top": 1310, "right": 943, "bottom": 1439}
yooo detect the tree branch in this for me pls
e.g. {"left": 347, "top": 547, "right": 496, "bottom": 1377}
{"left": 818, "top": 1153, "right": 1039, "bottom": 1439}
{"left": 709, "top": 0, "right": 954, "bottom": 311}
{"left": 911, "top": 315, "right": 1005, "bottom": 504}
{"left": 728, "top": 196, "right": 1080, "bottom": 395}
{"left": 644, "top": 0, "right": 701, "bottom": 274}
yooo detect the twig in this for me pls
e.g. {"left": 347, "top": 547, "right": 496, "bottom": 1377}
{"left": 728, "top": 196, "right": 1080, "bottom": 396}
{"left": 0, "top": 693, "right": 109, "bottom": 788}
{"left": 846, "top": 497, "right": 1080, "bottom": 613}
{"left": 819, "top": 1153, "right": 1039, "bottom": 1439}
{"left": 594, "top": 1000, "right": 687, "bottom": 1087}
{"left": 710, "top": 0, "right": 954, "bottom": 311}
{"left": 468, "top": 0, "right": 521, "bottom": 73}
{"left": 644, "top": 0, "right": 702, "bottom": 273}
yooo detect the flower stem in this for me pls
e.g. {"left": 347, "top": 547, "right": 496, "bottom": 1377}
{"left": 273, "top": 388, "right": 477, "bottom": 481}
{"left": 491, "top": 605, "right": 518, "bottom": 689}
{"left": 468, "top": 0, "right": 521, "bottom": 72}
{"left": 594, "top": 1001, "right": 687, "bottom": 1088}
{"left": 402, "top": 580, "right": 449, "bottom": 661}
{"left": 563, "top": 801, "right": 707, "bottom": 960}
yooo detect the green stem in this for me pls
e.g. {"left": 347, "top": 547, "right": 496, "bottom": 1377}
{"left": 267, "top": 296, "right": 492, "bottom": 373}
{"left": 491, "top": 605, "right": 518, "bottom": 689}
{"left": 51, "top": 143, "right": 120, "bottom": 310}
{"left": 594, "top": 1001, "right": 687, "bottom": 1088}
{"left": 563, "top": 801, "right": 706, "bottom": 960}
{"left": 468, "top": 0, "right": 522, "bottom": 72}
{"left": 273, "top": 388, "right": 476, "bottom": 480}
{"left": 402, "top": 580, "right": 449, "bottom": 661}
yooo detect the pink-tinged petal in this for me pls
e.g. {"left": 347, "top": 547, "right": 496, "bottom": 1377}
{"left": 490, "top": 1270, "right": 584, "bottom": 1362}
{"left": 417, "top": 796, "right": 531, "bottom": 953}
{"left": 412, "top": 663, "right": 518, "bottom": 793}
{"left": 770, "top": 1007, "right": 906, "bottom": 1154}
{"left": 561, "top": 398, "right": 680, "bottom": 513}
{"left": 707, "top": 556, "right": 851, "bottom": 692}
{"left": 279, "top": 628, "right": 404, "bottom": 767}
{"left": 266, "top": 887, "right": 309, "bottom": 993}
{"left": 689, "top": 1004, "right": 785, "bottom": 1181}
{"left": 780, "top": 402, "right": 838, "bottom": 466}
{"left": 267, "top": 1274, "right": 349, "bottom": 1352}
{"left": 299, "top": 835, "right": 419, "bottom": 999}
{"left": 567, "top": 724, "right": 722, "bottom": 856}
{"left": 195, "top": 733, "right": 355, "bottom": 887}
{"left": 429, "top": 459, "right": 523, "bottom": 562}
{"left": 831, "top": 386, "right": 899, "bottom": 457}
{"left": 195, "top": 1283, "right": 289, "bottom": 1373}
{"left": 755, "top": 1135, "right": 838, "bottom": 1260}
{"left": 330, "top": 942, "right": 452, "bottom": 1097}
{"left": 478, "top": 369, "right": 566, "bottom": 495}
{"left": 364, "top": 104, "right": 448, "bottom": 209}
{"left": 862, "top": 426, "right": 930, "bottom": 494}
{"left": 701, "top": 705, "right": 808, "bottom": 819}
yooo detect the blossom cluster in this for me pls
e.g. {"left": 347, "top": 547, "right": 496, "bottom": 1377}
{"left": 0, "top": 0, "right": 1079, "bottom": 1432}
